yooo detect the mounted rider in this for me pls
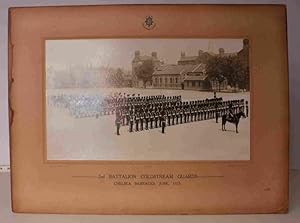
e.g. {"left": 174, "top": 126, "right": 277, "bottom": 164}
{"left": 227, "top": 103, "right": 235, "bottom": 121}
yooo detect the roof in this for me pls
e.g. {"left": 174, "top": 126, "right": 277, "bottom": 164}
{"left": 178, "top": 56, "right": 199, "bottom": 62}
{"left": 153, "top": 64, "right": 205, "bottom": 76}
{"left": 132, "top": 55, "right": 160, "bottom": 63}
{"left": 223, "top": 52, "right": 238, "bottom": 57}
{"left": 237, "top": 47, "right": 248, "bottom": 57}
{"left": 184, "top": 75, "right": 208, "bottom": 81}
{"left": 189, "top": 63, "right": 206, "bottom": 73}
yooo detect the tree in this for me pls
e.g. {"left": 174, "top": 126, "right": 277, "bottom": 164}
{"left": 206, "top": 55, "right": 248, "bottom": 91}
{"left": 135, "top": 60, "right": 154, "bottom": 88}
{"left": 106, "top": 68, "right": 125, "bottom": 88}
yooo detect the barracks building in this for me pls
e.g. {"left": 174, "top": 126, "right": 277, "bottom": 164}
{"left": 152, "top": 63, "right": 209, "bottom": 90}
{"left": 132, "top": 50, "right": 162, "bottom": 88}
{"left": 133, "top": 39, "right": 249, "bottom": 91}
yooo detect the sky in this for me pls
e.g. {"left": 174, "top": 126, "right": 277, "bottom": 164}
{"left": 46, "top": 39, "right": 244, "bottom": 71}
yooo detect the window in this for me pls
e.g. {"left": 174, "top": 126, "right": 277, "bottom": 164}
{"left": 165, "top": 77, "right": 168, "bottom": 84}
{"left": 175, "top": 78, "right": 178, "bottom": 83}
{"left": 192, "top": 81, "right": 195, "bottom": 87}
{"left": 170, "top": 77, "right": 173, "bottom": 84}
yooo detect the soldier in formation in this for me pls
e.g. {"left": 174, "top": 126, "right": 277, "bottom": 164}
{"left": 47, "top": 92, "right": 247, "bottom": 135}
{"left": 113, "top": 94, "right": 245, "bottom": 134}
{"left": 246, "top": 100, "right": 249, "bottom": 117}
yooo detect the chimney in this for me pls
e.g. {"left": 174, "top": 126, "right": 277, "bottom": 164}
{"left": 198, "top": 49, "right": 203, "bottom": 56}
{"left": 219, "top": 48, "right": 225, "bottom": 56}
{"left": 151, "top": 52, "right": 157, "bottom": 58}
{"left": 135, "top": 50, "right": 140, "bottom": 58}
{"left": 243, "top": 39, "right": 249, "bottom": 49}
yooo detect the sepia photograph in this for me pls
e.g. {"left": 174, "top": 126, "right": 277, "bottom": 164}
{"left": 46, "top": 38, "right": 250, "bottom": 161}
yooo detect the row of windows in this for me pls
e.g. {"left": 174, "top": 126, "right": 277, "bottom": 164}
{"left": 153, "top": 83, "right": 181, "bottom": 87}
{"left": 154, "top": 77, "right": 178, "bottom": 84}
{"left": 185, "top": 81, "right": 204, "bottom": 87}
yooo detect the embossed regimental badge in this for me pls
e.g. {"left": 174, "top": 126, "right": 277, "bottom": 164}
{"left": 143, "top": 16, "right": 156, "bottom": 30}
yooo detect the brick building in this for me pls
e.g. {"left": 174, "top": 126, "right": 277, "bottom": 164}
{"left": 183, "top": 64, "right": 209, "bottom": 90}
{"left": 132, "top": 39, "right": 249, "bottom": 91}
{"left": 177, "top": 50, "right": 211, "bottom": 65}
{"left": 152, "top": 63, "right": 209, "bottom": 90}
{"left": 132, "top": 50, "right": 162, "bottom": 87}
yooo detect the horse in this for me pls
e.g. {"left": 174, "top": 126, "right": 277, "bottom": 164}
{"left": 221, "top": 111, "right": 246, "bottom": 133}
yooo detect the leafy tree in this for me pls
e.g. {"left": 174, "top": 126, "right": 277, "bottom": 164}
{"left": 206, "top": 55, "right": 248, "bottom": 91}
{"left": 106, "top": 68, "right": 125, "bottom": 87}
{"left": 135, "top": 60, "right": 154, "bottom": 88}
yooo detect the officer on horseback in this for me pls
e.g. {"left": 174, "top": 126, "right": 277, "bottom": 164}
{"left": 228, "top": 103, "right": 235, "bottom": 121}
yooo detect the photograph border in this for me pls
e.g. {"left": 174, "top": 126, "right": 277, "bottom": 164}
{"left": 43, "top": 36, "right": 253, "bottom": 164}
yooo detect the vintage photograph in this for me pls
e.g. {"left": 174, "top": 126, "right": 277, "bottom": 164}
{"left": 46, "top": 38, "right": 250, "bottom": 160}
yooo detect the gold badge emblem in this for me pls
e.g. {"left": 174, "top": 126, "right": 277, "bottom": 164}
{"left": 143, "top": 16, "right": 156, "bottom": 30}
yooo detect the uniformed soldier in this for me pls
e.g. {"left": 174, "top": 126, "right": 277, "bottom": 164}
{"left": 180, "top": 108, "right": 183, "bottom": 124}
{"left": 191, "top": 108, "right": 195, "bottom": 122}
{"left": 140, "top": 112, "right": 144, "bottom": 131}
{"left": 160, "top": 109, "right": 166, "bottom": 134}
{"left": 150, "top": 111, "right": 154, "bottom": 129}
{"left": 176, "top": 108, "right": 180, "bottom": 124}
{"left": 126, "top": 111, "right": 130, "bottom": 125}
{"left": 167, "top": 110, "right": 171, "bottom": 126}
{"left": 246, "top": 100, "right": 249, "bottom": 117}
{"left": 172, "top": 110, "right": 176, "bottom": 125}
{"left": 222, "top": 106, "right": 226, "bottom": 116}
{"left": 196, "top": 107, "right": 200, "bottom": 121}
{"left": 145, "top": 111, "right": 149, "bottom": 130}
{"left": 159, "top": 112, "right": 162, "bottom": 127}
{"left": 214, "top": 99, "right": 219, "bottom": 123}
{"left": 227, "top": 103, "right": 234, "bottom": 121}
{"left": 196, "top": 106, "right": 200, "bottom": 121}
{"left": 121, "top": 110, "right": 126, "bottom": 126}
{"left": 117, "top": 116, "right": 122, "bottom": 135}
{"left": 200, "top": 108, "right": 203, "bottom": 121}
{"left": 186, "top": 108, "right": 190, "bottom": 122}
{"left": 241, "top": 99, "right": 245, "bottom": 113}
{"left": 183, "top": 109, "right": 187, "bottom": 123}
{"left": 203, "top": 107, "right": 207, "bottom": 120}
{"left": 155, "top": 111, "right": 159, "bottom": 128}
{"left": 135, "top": 114, "right": 140, "bottom": 131}
{"left": 215, "top": 108, "right": 219, "bottom": 123}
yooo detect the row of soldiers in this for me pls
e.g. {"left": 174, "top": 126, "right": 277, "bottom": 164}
{"left": 47, "top": 92, "right": 182, "bottom": 118}
{"left": 48, "top": 94, "right": 105, "bottom": 118}
{"left": 98, "top": 94, "right": 182, "bottom": 116}
{"left": 112, "top": 96, "right": 222, "bottom": 119}
{"left": 115, "top": 96, "right": 248, "bottom": 135}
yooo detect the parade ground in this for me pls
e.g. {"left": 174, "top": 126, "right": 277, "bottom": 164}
{"left": 46, "top": 88, "right": 250, "bottom": 161}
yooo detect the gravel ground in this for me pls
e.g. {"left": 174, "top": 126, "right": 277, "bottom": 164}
{"left": 46, "top": 88, "right": 250, "bottom": 161}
